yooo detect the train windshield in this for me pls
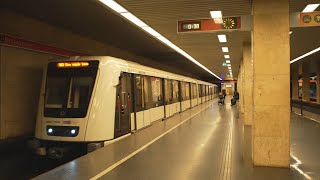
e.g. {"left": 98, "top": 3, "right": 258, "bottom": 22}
{"left": 44, "top": 61, "right": 99, "bottom": 118}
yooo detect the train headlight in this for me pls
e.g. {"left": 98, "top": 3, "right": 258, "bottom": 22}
{"left": 48, "top": 128, "right": 53, "bottom": 133}
{"left": 71, "top": 129, "right": 76, "bottom": 134}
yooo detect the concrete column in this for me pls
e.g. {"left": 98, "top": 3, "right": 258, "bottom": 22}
{"left": 243, "top": 44, "right": 253, "bottom": 125}
{"left": 302, "top": 61, "right": 310, "bottom": 101}
{"left": 291, "top": 63, "right": 299, "bottom": 99}
{"left": 238, "top": 62, "right": 244, "bottom": 112}
{"left": 241, "top": 60, "right": 245, "bottom": 113}
{"left": 252, "top": 0, "right": 290, "bottom": 167}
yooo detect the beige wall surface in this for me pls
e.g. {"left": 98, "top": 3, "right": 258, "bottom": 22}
{"left": 0, "top": 10, "right": 191, "bottom": 77}
{"left": 0, "top": 46, "right": 60, "bottom": 139}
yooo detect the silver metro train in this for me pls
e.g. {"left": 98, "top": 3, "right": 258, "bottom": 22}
{"left": 33, "top": 56, "right": 218, "bottom": 157}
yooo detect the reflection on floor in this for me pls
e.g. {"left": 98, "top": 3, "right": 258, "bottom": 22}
{"left": 35, "top": 97, "right": 320, "bottom": 180}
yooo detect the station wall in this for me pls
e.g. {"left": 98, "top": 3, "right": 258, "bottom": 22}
{"left": 0, "top": 10, "right": 177, "bottom": 140}
{"left": 0, "top": 46, "right": 60, "bottom": 139}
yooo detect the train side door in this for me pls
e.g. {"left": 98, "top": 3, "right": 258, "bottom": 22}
{"left": 114, "top": 73, "right": 132, "bottom": 138}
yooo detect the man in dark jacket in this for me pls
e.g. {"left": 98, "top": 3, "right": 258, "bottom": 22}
{"left": 231, "top": 91, "right": 239, "bottom": 106}
{"left": 222, "top": 89, "right": 227, "bottom": 98}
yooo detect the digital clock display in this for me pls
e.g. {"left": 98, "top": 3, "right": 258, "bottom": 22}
{"left": 181, "top": 22, "right": 201, "bottom": 31}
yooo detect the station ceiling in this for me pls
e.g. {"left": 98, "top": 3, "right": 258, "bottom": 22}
{"left": 2, "top": 0, "right": 320, "bottom": 81}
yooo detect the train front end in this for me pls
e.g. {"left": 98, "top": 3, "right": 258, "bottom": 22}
{"left": 34, "top": 60, "right": 99, "bottom": 158}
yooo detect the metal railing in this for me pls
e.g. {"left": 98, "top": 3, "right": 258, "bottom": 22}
{"left": 291, "top": 98, "right": 320, "bottom": 115}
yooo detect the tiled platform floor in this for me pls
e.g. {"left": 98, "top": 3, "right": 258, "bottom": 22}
{"left": 35, "top": 97, "right": 320, "bottom": 180}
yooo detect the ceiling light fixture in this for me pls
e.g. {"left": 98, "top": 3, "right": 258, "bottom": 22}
{"left": 224, "top": 55, "right": 230, "bottom": 59}
{"left": 228, "top": 67, "right": 231, "bottom": 70}
{"left": 121, "top": 12, "right": 147, "bottom": 27}
{"left": 302, "top": 4, "right": 320, "bottom": 12}
{"left": 226, "top": 60, "right": 230, "bottom": 63}
{"left": 210, "top": 11, "right": 223, "bottom": 24}
{"left": 217, "top": 34, "right": 227, "bottom": 43}
{"left": 142, "top": 26, "right": 161, "bottom": 37}
{"left": 222, "top": 47, "right": 229, "bottom": 53}
{"left": 227, "top": 64, "right": 231, "bottom": 67}
{"left": 156, "top": 36, "right": 171, "bottom": 44}
{"left": 290, "top": 47, "right": 320, "bottom": 64}
{"left": 99, "top": 0, "right": 222, "bottom": 80}
{"left": 289, "top": 31, "right": 293, "bottom": 34}
{"left": 100, "top": 0, "right": 128, "bottom": 13}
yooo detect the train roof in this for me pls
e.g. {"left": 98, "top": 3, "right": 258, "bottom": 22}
{"left": 54, "top": 56, "right": 216, "bottom": 86}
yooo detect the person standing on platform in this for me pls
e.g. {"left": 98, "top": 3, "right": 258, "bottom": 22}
{"left": 222, "top": 89, "right": 227, "bottom": 99}
{"left": 231, "top": 91, "right": 239, "bottom": 106}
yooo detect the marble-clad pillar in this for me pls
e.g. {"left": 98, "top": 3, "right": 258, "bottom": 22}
{"left": 252, "top": 0, "right": 290, "bottom": 167}
{"left": 243, "top": 44, "right": 253, "bottom": 125}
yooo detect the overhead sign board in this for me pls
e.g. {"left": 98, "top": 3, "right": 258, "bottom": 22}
{"left": 178, "top": 17, "right": 241, "bottom": 33}
{"left": 300, "top": 11, "right": 320, "bottom": 26}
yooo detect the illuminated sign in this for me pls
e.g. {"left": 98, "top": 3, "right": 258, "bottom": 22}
{"left": 178, "top": 17, "right": 241, "bottom": 33}
{"left": 300, "top": 11, "right": 320, "bottom": 26}
{"left": 181, "top": 22, "right": 201, "bottom": 31}
{"left": 57, "top": 62, "right": 89, "bottom": 68}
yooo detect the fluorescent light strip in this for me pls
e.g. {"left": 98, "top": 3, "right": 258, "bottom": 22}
{"left": 228, "top": 67, "right": 231, "bottom": 70}
{"left": 121, "top": 12, "right": 147, "bottom": 27}
{"left": 226, "top": 60, "right": 230, "bottom": 63}
{"left": 224, "top": 55, "right": 230, "bottom": 59}
{"left": 290, "top": 47, "right": 320, "bottom": 64}
{"left": 157, "top": 36, "right": 172, "bottom": 44}
{"left": 99, "top": 0, "right": 222, "bottom": 80}
{"left": 100, "top": 0, "right": 127, "bottom": 13}
{"left": 210, "top": 11, "right": 223, "bottom": 24}
{"left": 227, "top": 64, "right": 231, "bottom": 67}
{"left": 217, "top": 34, "right": 227, "bottom": 43}
{"left": 222, "top": 47, "right": 229, "bottom": 52}
{"left": 210, "top": 11, "right": 222, "bottom": 18}
{"left": 302, "top": 4, "right": 320, "bottom": 13}
{"left": 142, "top": 26, "right": 161, "bottom": 37}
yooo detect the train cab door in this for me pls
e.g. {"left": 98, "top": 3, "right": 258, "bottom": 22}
{"left": 114, "top": 73, "right": 132, "bottom": 138}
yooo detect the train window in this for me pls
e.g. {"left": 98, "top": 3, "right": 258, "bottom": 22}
{"left": 44, "top": 75, "right": 96, "bottom": 117}
{"left": 181, "top": 82, "right": 186, "bottom": 101}
{"left": 181, "top": 82, "right": 190, "bottom": 101}
{"left": 151, "top": 77, "right": 164, "bottom": 107}
{"left": 45, "top": 77, "right": 68, "bottom": 108}
{"left": 192, "top": 83, "right": 197, "bottom": 99}
{"left": 135, "top": 75, "right": 143, "bottom": 112}
{"left": 202, "top": 85, "right": 205, "bottom": 97}
{"left": 172, "top": 80, "right": 179, "bottom": 103}
{"left": 67, "top": 77, "right": 94, "bottom": 109}
{"left": 143, "top": 76, "right": 152, "bottom": 109}
{"left": 44, "top": 61, "right": 98, "bottom": 118}
{"left": 186, "top": 83, "right": 190, "bottom": 100}
{"left": 165, "top": 79, "right": 173, "bottom": 104}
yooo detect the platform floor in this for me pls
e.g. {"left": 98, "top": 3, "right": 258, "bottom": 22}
{"left": 34, "top": 97, "right": 320, "bottom": 180}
